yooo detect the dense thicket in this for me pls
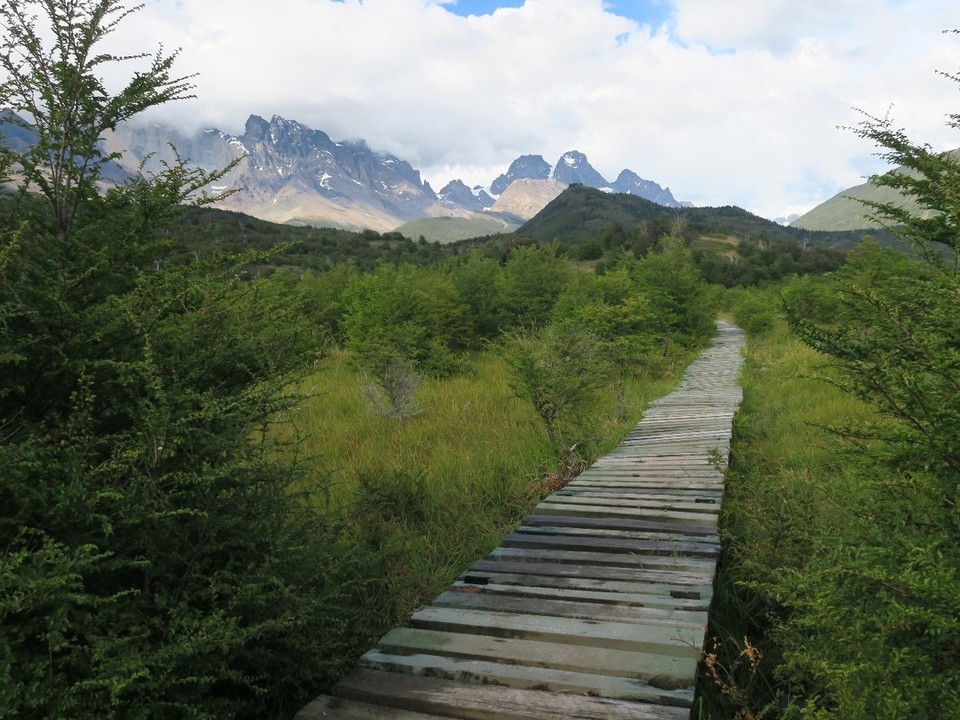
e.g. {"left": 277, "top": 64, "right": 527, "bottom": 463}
{"left": 0, "top": 3, "right": 364, "bottom": 717}
{"left": 704, "top": 58, "right": 960, "bottom": 719}
{"left": 779, "top": 103, "right": 960, "bottom": 716}
{"left": 166, "top": 207, "right": 448, "bottom": 271}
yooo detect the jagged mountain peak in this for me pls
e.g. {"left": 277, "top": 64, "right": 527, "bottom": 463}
{"left": 558, "top": 150, "right": 587, "bottom": 167}
{"left": 438, "top": 179, "right": 494, "bottom": 213}
{"left": 490, "top": 154, "right": 552, "bottom": 195}
{"left": 551, "top": 150, "right": 608, "bottom": 188}
{"left": 3, "top": 109, "right": 688, "bottom": 232}
{"left": 609, "top": 169, "right": 680, "bottom": 207}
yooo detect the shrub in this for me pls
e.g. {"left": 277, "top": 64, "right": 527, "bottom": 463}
{"left": 0, "top": 3, "right": 339, "bottom": 717}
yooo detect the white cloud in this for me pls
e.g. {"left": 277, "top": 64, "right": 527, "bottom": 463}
{"left": 92, "top": 0, "right": 960, "bottom": 218}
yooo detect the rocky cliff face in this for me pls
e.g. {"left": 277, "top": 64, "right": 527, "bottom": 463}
{"left": 7, "top": 111, "right": 687, "bottom": 230}
{"left": 437, "top": 179, "right": 495, "bottom": 213}
{"left": 552, "top": 150, "right": 608, "bottom": 188}
{"left": 608, "top": 169, "right": 680, "bottom": 207}
{"left": 105, "top": 115, "right": 443, "bottom": 231}
{"left": 490, "top": 154, "right": 552, "bottom": 195}
{"left": 490, "top": 177, "right": 567, "bottom": 220}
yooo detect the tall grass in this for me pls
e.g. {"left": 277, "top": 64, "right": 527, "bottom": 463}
{"left": 696, "top": 313, "right": 889, "bottom": 718}
{"left": 276, "top": 346, "right": 686, "bottom": 692}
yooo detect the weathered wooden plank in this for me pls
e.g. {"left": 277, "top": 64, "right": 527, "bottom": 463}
{"left": 484, "top": 548, "right": 716, "bottom": 575}
{"left": 533, "top": 502, "right": 720, "bottom": 528}
{"left": 333, "top": 668, "right": 691, "bottom": 720}
{"left": 357, "top": 650, "right": 695, "bottom": 706}
{"left": 430, "top": 588, "right": 709, "bottom": 627}
{"left": 574, "top": 472, "right": 724, "bottom": 481}
{"left": 513, "top": 523, "right": 721, "bottom": 546}
{"left": 557, "top": 487, "right": 722, "bottom": 498}
{"left": 410, "top": 606, "right": 706, "bottom": 656}
{"left": 449, "top": 579, "right": 711, "bottom": 610}
{"left": 521, "top": 513, "right": 717, "bottom": 536}
{"left": 457, "top": 571, "right": 713, "bottom": 603}
{"left": 374, "top": 627, "right": 699, "bottom": 687}
{"left": 569, "top": 479, "right": 723, "bottom": 490}
{"left": 468, "top": 558, "right": 714, "bottom": 586}
{"left": 560, "top": 489, "right": 723, "bottom": 501}
{"left": 500, "top": 532, "right": 720, "bottom": 559}
{"left": 591, "top": 458, "right": 716, "bottom": 467}
{"left": 567, "top": 487, "right": 723, "bottom": 496}
{"left": 537, "top": 494, "right": 721, "bottom": 514}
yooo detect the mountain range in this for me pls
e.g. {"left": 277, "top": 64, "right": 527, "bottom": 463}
{"left": 95, "top": 114, "right": 686, "bottom": 235}
{"left": 9, "top": 109, "right": 922, "bottom": 239}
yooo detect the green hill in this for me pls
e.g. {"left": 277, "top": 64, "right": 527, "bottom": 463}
{"left": 792, "top": 148, "right": 960, "bottom": 231}
{"left": 394, "top": 215, "right": 520, "bottom": 244}
{"left": 516, "top": 185, "right": 880, "bottom": 249}
{"left": 790, "top": 179, "right": 922, "bottom": 231}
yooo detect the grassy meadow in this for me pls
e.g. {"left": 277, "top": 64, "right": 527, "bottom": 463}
{"left": 695, "top": 310, "right": 875, "bottom": 716}
{"left": 700, "top": 287, "right": 960, "bottom": 717}
{"left": 277, "top": 348, "right": 687, "bottom": 657}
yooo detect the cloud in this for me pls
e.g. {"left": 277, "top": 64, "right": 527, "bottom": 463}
{"left": 93, "top": 0, "right": 960, "bottom": 218}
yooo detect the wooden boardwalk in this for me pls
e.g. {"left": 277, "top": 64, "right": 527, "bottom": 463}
{"left": 297, "top": 321, "right": 745, "bottom": 720}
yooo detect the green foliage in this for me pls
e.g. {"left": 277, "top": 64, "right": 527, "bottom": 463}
{"left": 513, "top": 184, "right": 882, "bottom": 252}
{"left": 449, "top": 252, "right": 506, "bottom": 345}
{"left": 728, "top": 286, "right": 779, "bottom": 336}
{"left": 0, "top": 0, "right": 197, "bottom": 245}
{"left": 552, "top": 266, "right": 660, "bottom": 370}
{"left": 633, "top": 236, "right": 716, "bottom": 349}
{"left": 500, "top": 322, "right": 615, "bottom": 453}
{"left": 500, "top": 243, "right": 573, "bottom": 328}
{"left": 0, "top": 3, "right": 342, "bottom": 717}
{"left": 779, "top": 238, "right": 960, "bottom": 715}
{"left": 704, "top": 55, "right": 960, "bottom": 720}
{"left": 340, "top": 263, "right": 469, "bottom": 376}
{"left": 163, "top": 207, "right": 449, "bottom": 272}
{"left": 694, "top": 238, "right": 847, "bottom": 287}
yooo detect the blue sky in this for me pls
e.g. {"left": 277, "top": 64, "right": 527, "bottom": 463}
{"left": 443, "top": 0, "right": 672, "bottom": 26}
{"left": 108, "top": 0, "right": 960, "bottom": 219}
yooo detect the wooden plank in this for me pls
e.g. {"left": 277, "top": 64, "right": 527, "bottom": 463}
{"left": 374, "top": 627, "right": 699, "bottom": 687}
{"left": 561, "top": 483, "right": 724, "bottom": 494}
{"left": 500, "top": 532, "right": 720, "bottom": 559}
{"left": 410, "top": 606, "right": 706, "bottom": 656}
{"left": 513, "top": 523, "right": 721, "bottom": 545}
{"left": 521, "top": 513, "right": 718, "bottom": 537}
{"left": 449, "top": 579, "right": 711, "bottom": 610}
{"left": 457, "top": 571, "right": 713, "bottom": 602}
{"left": 468, "top": 558, "right": 714, "bottom": 586}
{"left": 358, "top": 651, "right": 695, "bottom": 706}
{"left": 430, "top": 588, "right": 709, "bottom": 627}
{"left": 573, "top": 473, "right": 723, "bottom": 482}
{"left": 533, "top": 502, "right": 719, "bottom": 528}
{"left": 333, "top": 668, "right": 692, "bottom": 720}
{"left": 537, "top": 495, "right": 720, "bottom": 514}
{"left": 489, "top": 546, "right": 717, "bottom": 571}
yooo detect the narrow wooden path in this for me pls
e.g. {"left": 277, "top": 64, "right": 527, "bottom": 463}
{"left": 297, "top": 321, "right": 745, "bottom": 720}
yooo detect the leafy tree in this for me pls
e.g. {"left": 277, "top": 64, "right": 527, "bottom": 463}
{"left": 341, "top": 263, "right": 469, "bottom": 377}
{"left": 551, "top": 265, "right": 660, "bottom": 372}
{"left": 777, "top": 54, "right": 960, "bottom": 718}
{"left": 449, "top": 252, "right": 505, "bottom": 345}
{"left": 500, "top": 322, "right": 614, "bottom": 454}
{"left": 633, "top": 237, "right": 715, "bottom": 351}
{"left": 500, "top": 243, "right": 573, "bottom": 328}
{"left": 0, "top": 3, "right": 351, "bottom": 717}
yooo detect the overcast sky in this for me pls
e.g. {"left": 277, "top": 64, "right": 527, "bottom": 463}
{"left": 101, "top": 0, "right": 960, "bottom": 219}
